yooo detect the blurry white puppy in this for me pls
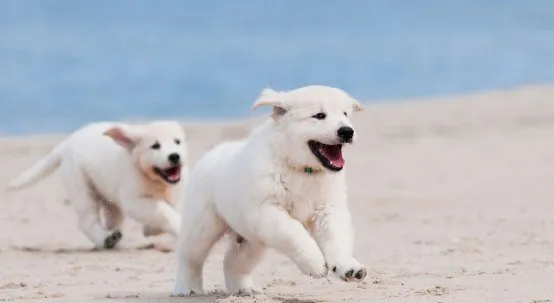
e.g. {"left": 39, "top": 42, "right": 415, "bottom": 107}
{"left": 174, "top": 85, "right": 366, "bottom": 296}
{"left": 7, "top": 121, "right": 188, "bottom": 249}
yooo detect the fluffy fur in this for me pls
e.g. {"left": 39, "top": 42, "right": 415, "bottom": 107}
{"left": 7, "top": 121, "right": 188, "bottom": 249}
{"left": 174, "top": 85, "right": 366, "bottom": 296}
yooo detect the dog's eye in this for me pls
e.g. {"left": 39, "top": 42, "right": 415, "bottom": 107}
{"left": 151, "top": 142, "right": 161, "bottom": 150}
{"left": 174, "top": 139, "right": 181, "bottom": 145}
{"left": 312, "top": 112, "right": 327, "bottom": 120}
{"left": 343, "top": 112, "right": 348, "bottom": 117}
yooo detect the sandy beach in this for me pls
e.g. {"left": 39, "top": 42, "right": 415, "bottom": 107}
{"left": 1, "top": 85, "right": 554, "bottom": 302}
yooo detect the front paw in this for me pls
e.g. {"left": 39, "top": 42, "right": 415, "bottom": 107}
{"left": 330, "top": 258, "right": 367, "bottom": 282}
{"left": 296, "top": 250, "right": 328, "bottom": 278}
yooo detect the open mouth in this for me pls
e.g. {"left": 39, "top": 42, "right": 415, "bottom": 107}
{"left": 153, "top": 165, "right": 182, "bottom": 184}
{"left": 308, "top": 140, "right": 345, "bottom": 172}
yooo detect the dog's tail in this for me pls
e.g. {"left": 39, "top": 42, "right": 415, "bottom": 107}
{"left": 6, "top": 141, "right": 67, "bottom": 191}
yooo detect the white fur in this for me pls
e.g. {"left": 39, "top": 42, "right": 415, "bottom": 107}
{"left": 174, "top": 85, "right": 366, "bottom": 296}
{"left": 7, "top": 121, "right": 189, "bottom": 249}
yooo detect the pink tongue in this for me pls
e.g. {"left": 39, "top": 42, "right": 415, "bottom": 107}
{"left": 166, "top": 168, "right": 181, "bottom": 181}
{"left": 168, "top": 173, "right": 180, "bottom": 181}
{"left": 320, "top": 146, "right": 345, "bottom": 168}
{"left": 331, "top": 157, "right": 345, "bottom": 168}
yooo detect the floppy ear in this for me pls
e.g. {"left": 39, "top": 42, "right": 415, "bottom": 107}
{"left": 252, "top": 88, "right": 289, "bottom": 119}
{"left": 352, "top": 99, "right": 364, "bottom": 112}
{"left": 104, "top": 126, "right": 140, "bottom": 150}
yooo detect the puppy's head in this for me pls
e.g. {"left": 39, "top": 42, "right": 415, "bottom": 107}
{"left": 104, "top": 121, "right": 187, "bottom": 185}
{"left": 253, "top": 85, "right": 363, "bottom": 173}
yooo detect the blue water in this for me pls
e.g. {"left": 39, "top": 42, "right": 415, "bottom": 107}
{"left": 1, "top": 0, "right": 554, "bottom": 135}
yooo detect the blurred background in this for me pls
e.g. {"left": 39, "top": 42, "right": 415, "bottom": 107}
{"left": 1, "top": 0, "right": 554, "bottom": 135}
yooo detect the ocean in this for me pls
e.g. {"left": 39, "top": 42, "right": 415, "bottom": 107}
{"left": 1, "top": 0, "right": 554, "bottom": 134}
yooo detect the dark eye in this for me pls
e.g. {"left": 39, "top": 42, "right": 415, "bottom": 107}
{"left": 343, "top": 112, "right": 348, "bottom": 117}
{"left": 174, "top": 139, "right": 181, "bottom": 145}
{"left": 151, "top": 142, "right": 161, "bottom": 150}
{"left": 312, "top": 112, "right": 327, "bottom": 120}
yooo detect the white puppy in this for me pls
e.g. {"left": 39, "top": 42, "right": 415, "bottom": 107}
{"left": 7, "top": 121, "right": 188, "bottom": 249}
{"left": 174, "top": 85, "right": 366, "bottom": 296}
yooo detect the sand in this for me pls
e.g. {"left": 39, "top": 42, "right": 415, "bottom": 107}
{"left": 1, "top": 85, "right": 554, "bottom": 302}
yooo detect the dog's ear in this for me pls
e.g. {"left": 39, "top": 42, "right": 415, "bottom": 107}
{"left": 104, "top": 126, "right": 140, "bottom": 150}
{"left": 352, "top": 99, "right": 364, "bottom": 112}
{"left": 252, "top": 88, "right": 289, "bottom": 119}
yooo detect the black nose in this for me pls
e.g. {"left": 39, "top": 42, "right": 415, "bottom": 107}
{"left": 168, "top": 153, "right": 180, "bottom": 164}
{"left": 337, "top": 126, "right": 355, "bottom": 142}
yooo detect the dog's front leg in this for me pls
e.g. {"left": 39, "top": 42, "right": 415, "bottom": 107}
{"left": 122, "top": 198, "right": 181, "bottom": 237}
{"left": 312, "top": 205, "right": 367, "bottom": 282}
{"left": 248, "top": 205, "right": 328, "bottom": 278}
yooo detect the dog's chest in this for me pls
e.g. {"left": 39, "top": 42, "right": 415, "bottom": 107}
{"left": 276, "top": 173, "right": 329, "bottom": 223}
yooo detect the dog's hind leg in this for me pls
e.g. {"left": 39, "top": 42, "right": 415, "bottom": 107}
{"left": 174, "top": 201, "right": 226, "bottom": 296}
{"left": 223, "top": 232, "right": 267, "bottom": 295}
{"left": 64, "top": 170, "right": 121, "bottom": 249}
{"left": 73, "top": 194, "right": 121, "bottom": 249}
{"left": 101, "top": 201, "right": 124, "bottom": 232}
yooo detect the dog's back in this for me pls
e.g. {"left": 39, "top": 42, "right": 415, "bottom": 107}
{"left": 7, "top": 122, "right": 125, "bottom": 191}
{"left": 60, "top": 122, "right": 140, "bottom": 202}
{"left": 187, "top": 140, "right": 245, "bottom": 193}
{"left": 62, "top": 122, "right": 128, "bottom": 169}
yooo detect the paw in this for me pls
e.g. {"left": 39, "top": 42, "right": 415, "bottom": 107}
{"left": 103, "top": 230, "right": 123, "bottom": 249}
{"left": 330, "top": 258, "right": 367, "bottom": 282}
{"left": 296, "top": 250, "right": 328, "bottom": 278}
